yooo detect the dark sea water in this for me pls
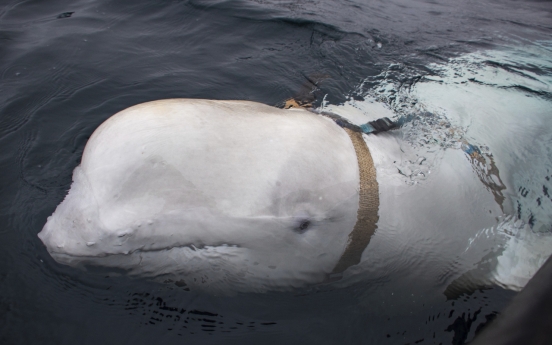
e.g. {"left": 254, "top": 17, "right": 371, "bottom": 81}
{"left": 2, "top": 0, "right": 552, "bottom": 344}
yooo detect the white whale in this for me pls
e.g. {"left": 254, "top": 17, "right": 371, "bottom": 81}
{"left": 39, "top": 99, "right": 371, "bottom": 292}
{"left": 38, "top": 92, "right": 551, "bottom": 294}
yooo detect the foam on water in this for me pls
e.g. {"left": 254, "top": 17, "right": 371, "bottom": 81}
{"left": 324, "top": 42, "right": 552, "bottom": 291}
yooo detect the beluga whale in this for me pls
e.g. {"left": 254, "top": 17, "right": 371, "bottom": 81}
{"left": 38, "top": 99, "right": 381, "bottom": 292}
{"left": 38, "top": 94, "right": 550, "bottom": 295}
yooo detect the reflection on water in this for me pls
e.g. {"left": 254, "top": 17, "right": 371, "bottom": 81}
{"left": 1, "top": 0, "right": 552, "bottom": 344}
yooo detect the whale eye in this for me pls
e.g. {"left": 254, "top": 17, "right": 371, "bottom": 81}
{"left": 294, "top": 219, "right": 311, "bottom": 234}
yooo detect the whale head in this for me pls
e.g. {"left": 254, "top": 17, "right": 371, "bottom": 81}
{"left": 38, "top": 99, "right": 361, "bottom": 292}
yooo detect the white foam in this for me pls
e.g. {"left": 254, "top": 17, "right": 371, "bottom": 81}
{"left": 327, "top": 43, "right": 552, "bottom": 291}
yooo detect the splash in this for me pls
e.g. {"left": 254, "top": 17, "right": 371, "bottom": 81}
{"left": 323, "top": 42, "right": 552, "bottom": 290}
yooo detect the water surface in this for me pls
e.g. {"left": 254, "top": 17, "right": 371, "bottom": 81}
{"left": 1, "top": 0, "right": 552, "bottom": 344}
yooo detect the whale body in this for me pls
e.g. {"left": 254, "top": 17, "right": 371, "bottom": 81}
{"left": 38, "top": 99, "right": 363, "bottom": 292}
{"left": 38, "top": 96, "right": 551, "bottom": 294}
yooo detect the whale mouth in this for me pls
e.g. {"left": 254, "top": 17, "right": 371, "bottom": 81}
{"left": 46, "top": 242, "right": 242, "bottom": 259}
{"left": 46, "top": 242, "right": 250, "bottom": 281}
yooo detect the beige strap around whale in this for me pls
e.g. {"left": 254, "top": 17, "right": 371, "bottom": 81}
{"left": 331, "top": 128, "right": 379, "bottom": 275}
{"left": 284, "top": 100, "right": 380, "bottom": 276}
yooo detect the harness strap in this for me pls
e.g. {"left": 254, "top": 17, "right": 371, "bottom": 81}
{"left": 330, "top": 128, "right": 380, "bottom": 276}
